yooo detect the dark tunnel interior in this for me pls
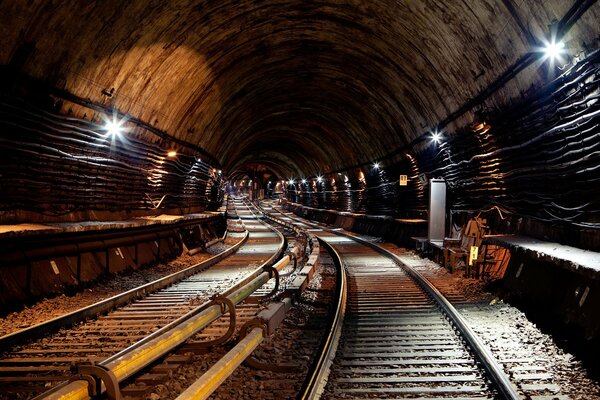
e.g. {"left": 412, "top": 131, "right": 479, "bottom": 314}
{"left": 1, "top": 0, "right": 599, "bottom": 251}
{"left": 2, "top": 1, "right": 600, "bottom": 398}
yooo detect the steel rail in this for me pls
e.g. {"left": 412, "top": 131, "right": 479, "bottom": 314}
{"left": 171, "top": 201, "right": 319, "bottom": 400}
{"left": 275, "top": 209, "right": 520, "bottom": 400}
{"left": 35, "top": 203, "right": 287, "bottom": 400}
{"left": 0, "top": 230, "right": 249, "bottom": 352}
{"left": 296, "top": 238, "right": 347, "bottom": 400}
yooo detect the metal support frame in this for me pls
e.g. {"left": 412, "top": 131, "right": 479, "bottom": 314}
{"left": 246, "top": 265, "right": 280, "bottom": 303}
{"left": 184, "top": 295, "right": 236, "bottom": 353}
{"left": 68, "top": 363, "right": 122, "bottom": 400}
{"left": 238, "top": 318, "right": 295, "bottom": 373}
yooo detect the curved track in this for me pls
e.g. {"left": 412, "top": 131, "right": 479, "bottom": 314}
{"left": 0, "top": 199, "right": 284, "bottom": 399}
{"left": 263, "top": 202, "right": 519, "bottom": 400}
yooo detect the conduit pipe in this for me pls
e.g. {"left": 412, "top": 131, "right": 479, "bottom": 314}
{"left": 176, "top": 327, "right": 264, "bottom": 400}
{"left": 39, "top": 235, "right": 295, "bottom": 400}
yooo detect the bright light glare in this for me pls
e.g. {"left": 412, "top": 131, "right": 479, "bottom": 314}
{"left": 167, "top": 151, "right": 177, "bottom": 157}
{"left": 301, "top": 179, "right": 307, "bottom": 184}
{"left": 431, "top": 131, "right": 442, "bottom": 144}
{"left": 543, "top": 40, "right": 565, "bottom": 61}
{"left": 288, "top": 179, "right": 294, "bottom": 185}
{"left": 103, "top": 118, "right": 125, "bottom": 137}
{"left": 106, "top": 122, "right": 121, "bottom": 136}
{"left": 373, "top": 162, "right": 380, "bottom": 170}
{"left": 316, "top": 176, "right": 323, "bottom": 183}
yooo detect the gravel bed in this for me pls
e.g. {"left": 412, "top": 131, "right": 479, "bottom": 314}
{"left": 458, "top": 302, "right": 600, "bottom": 399}
{"left": 392, "top": 247, "right": 600, "bottom": 399}
{"left": 139, "top": 248, "right": 336, "bottom": 400}
{"left": 0, "top": 238, "right": 237, "bottom": 337}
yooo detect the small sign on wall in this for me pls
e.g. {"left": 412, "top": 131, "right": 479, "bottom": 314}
{"left": 399, "top": 175, "right": 408, "bottom": 186}
{"left": 469, "top": 246, "right": 479, "bottom": 266}
{"left": 50, "top": 260, "right": 60, "bottom": 275}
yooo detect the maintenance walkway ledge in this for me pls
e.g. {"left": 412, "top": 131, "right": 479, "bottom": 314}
{"left": 485, "top": 234, "right": 600, "bottom": 279}
{"left": 0, "top": 212, "right": 223, "bottom": 239}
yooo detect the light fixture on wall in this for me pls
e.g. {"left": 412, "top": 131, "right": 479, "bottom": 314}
{"left": 536, "top": 31, "right": 567, "bottom": 71}
{"left": 101, "top": 111, "right": 127, "bottom": 139}
{"left": 104, "top": 119, "right": 125, "bottom": 137}
{"left": 431, "top": 130, "right": 443, "bottom": 144}
{"left": 542, "top": 39, "right": 565, "bottom": 62}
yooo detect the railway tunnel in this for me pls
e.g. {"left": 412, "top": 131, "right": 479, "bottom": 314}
{"left": 1, "top": 1, "right": 600, "bottom": 398}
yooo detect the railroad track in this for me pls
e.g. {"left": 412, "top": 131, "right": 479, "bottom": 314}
{"left": 113, "top": 198, "right": 323, "bottom": 399}
{"left": 261, "top": 202, "right": 520, "bottom": 400}
{"left": 0, "top": 198, "right": 287, "bottom": 399}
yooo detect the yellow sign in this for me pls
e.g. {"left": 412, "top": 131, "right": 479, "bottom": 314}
{"left": 399, "top": 175, "right": 408, "bottom": 186}
{"left": 469, "top": 246, "right": 479, "bottom": 266}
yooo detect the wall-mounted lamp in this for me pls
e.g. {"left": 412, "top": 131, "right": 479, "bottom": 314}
{"left": 431, "top": 130, "right": 443, "bottom": 144}
{"left": 104, "top": 119, "right": 124, "bottom": 137}
{"left": 543, "top": 39, "right": 565, "bottom": 62}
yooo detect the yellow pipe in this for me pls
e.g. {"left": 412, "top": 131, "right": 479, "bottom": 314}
{"left": 44, "top": 305, "right": 222, "bottom": 400}
{"left": 42, "top": 256, "right": 294, "bottom": 400}
{"left": 176, "top": 328, "right": 264, "bottom": 400}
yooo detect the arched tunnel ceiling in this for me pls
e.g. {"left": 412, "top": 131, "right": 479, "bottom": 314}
{"left": 1, "top": 1, "right": 598, "bottom": 177}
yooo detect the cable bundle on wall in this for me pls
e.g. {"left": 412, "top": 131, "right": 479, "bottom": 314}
{"left": 288, "top": 50, "right": 599, "bottom": 244}
{"left": 287, "top": 158, "right": 426, "bottom": 218}
{"left": 0, "top": 94, "right": 224, "bottom": 220}
{"left": 418, "top": 50, "right": 600, "bottom": 229}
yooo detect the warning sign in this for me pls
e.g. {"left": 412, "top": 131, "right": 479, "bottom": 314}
{"left": 469, "top": 246, "right": 479, "bottom": 266}
{"left": 50, "top": 260, "right": 60, "bottom": 275}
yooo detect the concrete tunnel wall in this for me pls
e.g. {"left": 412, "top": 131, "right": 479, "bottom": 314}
{"left": 0, "top": 1, "right": 599, "bottom": 249}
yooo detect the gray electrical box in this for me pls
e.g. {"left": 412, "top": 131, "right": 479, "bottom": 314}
{"left": 428, "top": 179, "right": 446, "bottom": 241}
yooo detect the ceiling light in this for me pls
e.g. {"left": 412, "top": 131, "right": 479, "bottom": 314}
{"left": 301, "top": 179, "right": 307, "bottom": 184}
{"left": 373, "top": 162, "right": 380, "bottom": 170}
{"left": 543, "top": 39, "right": 565, "bottom": 61}
{"left": 103, "top": 116, "right": 125, "bottom": 137}
{"left": 316, "top": 176, "right": 323, "bottom": 183}
{"left": 431, "top": 130, "right": 443, "bottom": 144}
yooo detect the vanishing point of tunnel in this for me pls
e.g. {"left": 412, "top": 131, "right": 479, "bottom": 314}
{"left": 1, "top": 1, "right": 600, "bottom": 399}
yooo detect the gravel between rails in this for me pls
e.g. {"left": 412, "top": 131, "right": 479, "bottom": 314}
{"left": 383, "top": 243, "right": 600, "bottom": 400}
{"left": 132, "top": 243, "right": 337, "bottom": 400}
{"left": 0, "top": 239, "right": 236, "bottom": 337}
